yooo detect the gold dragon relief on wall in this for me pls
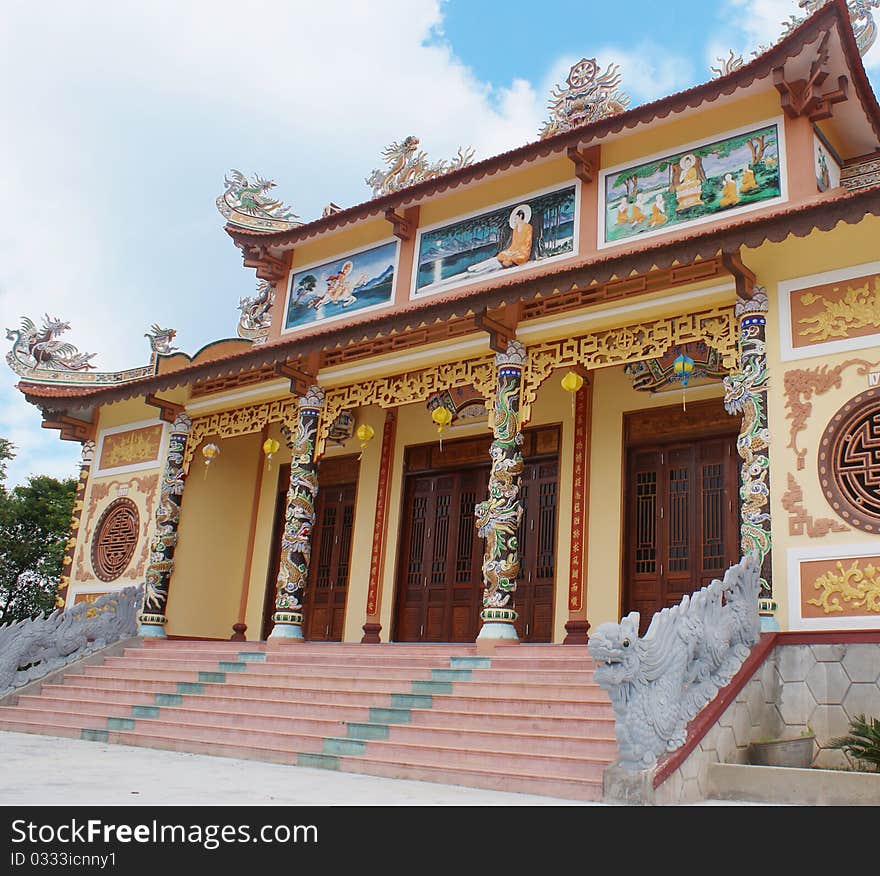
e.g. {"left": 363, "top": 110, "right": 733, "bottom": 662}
{"left": 790, "top": 272, "right": 880, "bottom": 349}
{"left": 98, "top": 424, "right": 164, "bottom": 471}
{"left": 801, "top": 556, "right": 880, "bottom": 617}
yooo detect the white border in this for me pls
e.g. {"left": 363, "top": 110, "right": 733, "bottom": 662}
{"left": 281, "top": 237, "right": 401, "bottom": 336}
{"left": 94, "top": 418, "right": 167, "bottom": 477}
{"left": 598, "top": 116, "right": 788, "bottom": 250}
{"left": 410, "top": 180, "right": 581, "bottom": 300}
{"left": 778, "top": 259, "right": 880, "bottom": 361}
{"left": 787, "top": 542, "right": 880, "bottom": 631}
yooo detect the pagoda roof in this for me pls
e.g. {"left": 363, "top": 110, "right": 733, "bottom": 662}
{"left": 225, "top": 0, "right": 880, "bottom": 254}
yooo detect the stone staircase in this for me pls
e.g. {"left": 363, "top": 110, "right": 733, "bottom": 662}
{"left": 0, "top": 638, "right": 616, "bottom": 801}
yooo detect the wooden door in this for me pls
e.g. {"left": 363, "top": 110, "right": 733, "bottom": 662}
{"left": 395, "top": 467, "right": 485, "bottom": 642}
{"left": 514, "top": 457, "right": 558, "bottom": 642}
{"left": 303, "top": 482, "right": 356, "bottom": 641}
{"left": 624, "top": 434, "right": 739, "bottom": 636}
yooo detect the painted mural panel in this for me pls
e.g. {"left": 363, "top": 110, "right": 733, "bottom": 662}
{"left": 602, "top": 123, "right": 782, "bottom": 245}
{"left": 414, "top": 185, "right": 576, "bottom": 296}
{"left": 814, "top": 133, "right": 841, "bottom": 192}
{"left": 97, "top": 424, "right": 163, "bottom": 472}
{"left": 285, "top": 241, "right": 397, "bottom": 330}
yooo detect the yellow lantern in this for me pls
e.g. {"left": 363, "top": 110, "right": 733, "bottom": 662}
{"left": 561, "top": 370, "right": 585, "bottom": 417}
{"left": 262, "top": 437, "right": 281, "bottom": 467}
{"left": 201, "top": 442, "right": 220, "bottom": 478}
{"left": 355, "top": 423, "right": 375, "bottom": 459}
{"left": 431, "top": 405, "right": 453, "bottom": 450}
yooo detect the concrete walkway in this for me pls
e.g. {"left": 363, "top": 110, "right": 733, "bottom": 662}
{"left": 0, "top": 731, "right": 761, "bottom": 806}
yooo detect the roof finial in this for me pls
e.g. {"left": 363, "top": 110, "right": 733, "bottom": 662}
{"left": 365, "top": 136, "right": 475, "bottom": 198}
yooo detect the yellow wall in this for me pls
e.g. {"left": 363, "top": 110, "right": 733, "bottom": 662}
{"left": 167, "top": 432, "right": 262, "bottom": 639}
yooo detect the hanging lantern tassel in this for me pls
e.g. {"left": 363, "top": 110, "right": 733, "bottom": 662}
{"left": 262, "top": 438, "right": 280, "bottom": 469}
{"left": 431, "top": 406, "right": 453, "bottom": 451}
{"left": 561, "top": 370, "right": 585, "bottom": 417}
{"left": 355, "top": 423, "right": 375, "bottom": 460}
{"left": 201, "top": 443, "right": 220, "bottom": 479}
{"left": 673, "top": 353, "right": 695, "bottom": 412}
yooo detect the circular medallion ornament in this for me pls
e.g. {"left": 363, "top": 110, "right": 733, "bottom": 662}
{"left": 91, "top": 497, "right": 140, "bottom": 582}
{"left": 818, "top": 388, "right": 880, "bottom": 533}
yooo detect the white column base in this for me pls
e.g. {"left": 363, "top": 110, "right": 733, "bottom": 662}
{"left": 477, "top": 621, "right": 519, "bottom": 641}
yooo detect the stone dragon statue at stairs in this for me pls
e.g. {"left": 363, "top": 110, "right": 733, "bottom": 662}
{"left": 588, "top": 554, "right": 761, "bottom": 770}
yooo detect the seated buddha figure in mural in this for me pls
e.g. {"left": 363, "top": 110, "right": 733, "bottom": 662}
{"left": 467, "top": 205, "right": 534, "bottom": 273}
{"left": 647, "top": 193, "right": 668, "bottom": 227}
{"left": 740, "top": 164, "right": 758, "bottom": 193}
{"left": 675, "top": 153, "right": 704, "bottom": 211}
{"left": 321, "top": 261, "right": 367, "bottom": 307}
{"left": 719, "top": 172, "right": 740, "bottom": 207}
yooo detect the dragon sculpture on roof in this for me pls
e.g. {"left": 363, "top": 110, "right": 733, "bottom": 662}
{"left": 217, "top": 170, "right": 302, "bottom": 231}
{"left": 539, "top": 58, "right": 630, "bottom": 139}
{"left": 365, "top": 136, "right": 475, "bottom": 198}
{"left": 237, "top": 279, "right": 275, "bottom": 343}
{"left": 712, "top": 0, "right": 879, "bottom": 78}
{"left": 6, "top": 315, "right": 97, "bottom": 375}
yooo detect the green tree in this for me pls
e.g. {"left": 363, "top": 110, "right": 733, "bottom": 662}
{"left": 0, "top": 441, "right": 77, "bottom": 623}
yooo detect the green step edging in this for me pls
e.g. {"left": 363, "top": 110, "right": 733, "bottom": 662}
{"left": 431, "top": 669, "right": 473, "bottom": 681}
{"left": 346, "top": 723, "right": 390, "bottom": 741}
{"left": 198, "top": 671, "right": 227, "bottom": 684}
{"left": 81, "top": 729, "right": 108, "bottom": 742}
{"left": 390, "top": 693, "right": 433, "bottom": 709}
{"left": 323, "top": 738, "right": 366, "bottom": 756}
{"left": 297, "top": 753, "right": 339, "bottom": 770}
{"left": 368, "top": 707, "right": 411, "bottom": 724}
{"left": 177, "top": 682, "right": 206, "bottom": 695}
{"left": 217, "top": 662, "right": 247, "bottom": 673}
{"left": 450, "top": 656, "right": 491, "bottom": 670}
{"left": 106, "top": 717, "right": 135, "bottom": 731}
{"left": 237, "top": 652, "right": 267, "bottom": 663}
{"left": 155, "top": 693, "right": 184, "bottom": 707}
{"left": 410, "top": 680, "right": 453, "bottom": 695}
{"left": 131, "top": 705, "right": 160, "bottom": 720}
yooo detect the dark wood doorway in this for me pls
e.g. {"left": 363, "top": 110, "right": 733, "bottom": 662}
{"left": 394, "top": 427, "right": 559, "bottom": 643}
{"left": 623, "top": 399, "right": 740, "bottom": 636}
{"left": 261, "top": 455, "right": 359, "bottom": 641}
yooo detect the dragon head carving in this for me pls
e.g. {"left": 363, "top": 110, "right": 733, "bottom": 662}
{"left": 589, "top": 612, "right": 641, "bottom": 687}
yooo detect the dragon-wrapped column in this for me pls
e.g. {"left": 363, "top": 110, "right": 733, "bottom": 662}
{"left": 475, "top": 340, "right": 527, "bottom": 641}
{"left": 723, "top": 288, "right": 775, "bottom": 630}
{"left": 268, "top": 386, "right": 325, "bottom": 639}
{"left": 139, "top": 413, "right": 192, "bottom": 637}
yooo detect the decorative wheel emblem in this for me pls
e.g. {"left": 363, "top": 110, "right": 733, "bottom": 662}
{"left": 818, "top": 388, "right": 880, "bottom": 533}
{"left": 91, "top": 498, "right": 139, "bottom": 582}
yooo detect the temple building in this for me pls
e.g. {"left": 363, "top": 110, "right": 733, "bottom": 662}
{"left": 10, "top": 0, "right": 880, "bottom": 649}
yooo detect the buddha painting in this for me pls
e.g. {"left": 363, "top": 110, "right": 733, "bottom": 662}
{"left": 467, "top": 204, "right": 534, "bottom": 273}
{"left": 675, "top": 153, "right": 704, "bottom": 211}
{"left": 719, "top": 172, "right": 740, "bottom": 207}
{"left": 740, "top": 164, "right": 758, "bottom": 192}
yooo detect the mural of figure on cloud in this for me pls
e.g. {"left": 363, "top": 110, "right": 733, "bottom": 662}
{"left": 415, "top": 185, "right": 576, "bottom": 296}
{"left": 285, "top": 241, "right": 397, "bottom": 331}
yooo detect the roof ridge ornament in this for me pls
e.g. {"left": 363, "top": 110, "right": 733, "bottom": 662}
{"left": 711, "top": 0, "right": 879, "bottom": 77}
{"left": 539, "top": 58, "right": 630, "bottom": 140}
{"left": 365, "top": 136, "right": 475, "bottom": 198}
{"left": 217, "top": 170, "right": 303, "bottom": 231}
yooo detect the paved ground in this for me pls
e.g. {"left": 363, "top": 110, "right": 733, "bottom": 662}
{"left": 0, "top": 731, "right": 761, "bottom": 806}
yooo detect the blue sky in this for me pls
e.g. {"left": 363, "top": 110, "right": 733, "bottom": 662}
{"left": 1, "top": 0, "right": 878, "bottom": 487}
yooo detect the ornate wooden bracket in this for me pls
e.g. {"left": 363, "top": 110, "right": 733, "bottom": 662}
{"left": 275, "top": 356, "right": 319, "bottom": 396}
{"left": 773, "top": 32, "right": 848, "bottom": 122}
{"left": 145, "top": 394, "right": 186, "bottom": 424}
{"left": 475, "top": 308, "right": 519, "bottom": 353}
{"left": 384, "top": 205, "right": 419, "bottom": 241}
{"left": 238, "top": 243, "right": 290, "bottom": 282}
{"left": 41, "top": 413, "right": 95, "bottom": 443}
{"left": 721, "top": 250, "right": 756, "bottom": 302}
{"left": 567, "top": 145, "right": 596, "bottom": 184}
